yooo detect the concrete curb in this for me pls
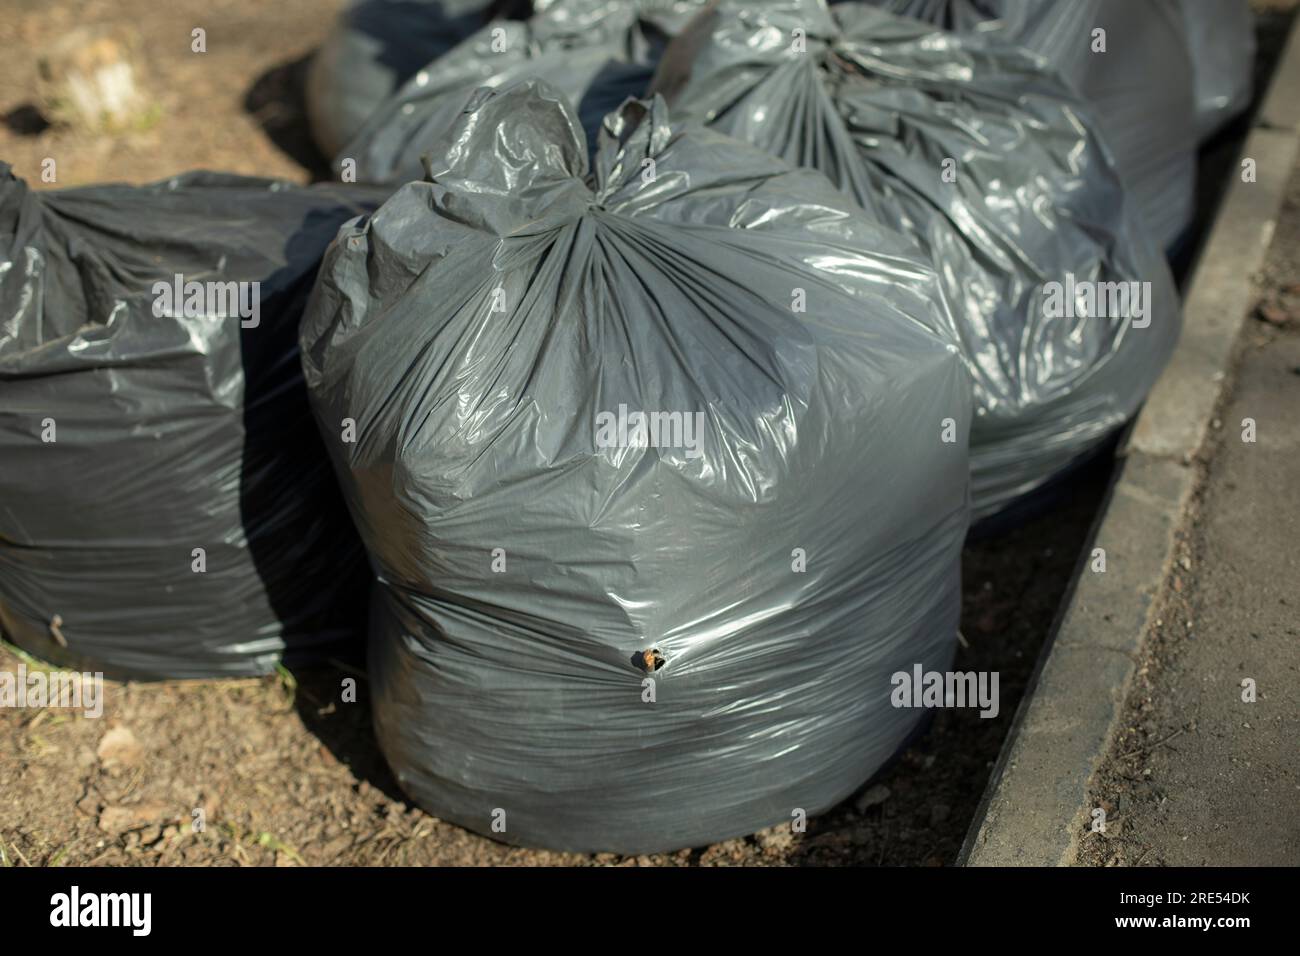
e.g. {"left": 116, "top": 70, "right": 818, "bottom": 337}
{"left": 958, "top": 16, "right": 1300, "bottom": 867}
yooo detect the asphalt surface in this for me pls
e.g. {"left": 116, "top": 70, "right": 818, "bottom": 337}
{"left": 1079, "top": 160, "right": 1300, "bottom": 867}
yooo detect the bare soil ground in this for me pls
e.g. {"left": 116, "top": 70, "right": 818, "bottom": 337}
{"left": 0, "top": 0, "right": 339, "bottom": 189}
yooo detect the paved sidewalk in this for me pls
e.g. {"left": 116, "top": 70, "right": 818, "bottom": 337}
{"left": 1078, "top": 157, "right": 1300, "bottom": 867}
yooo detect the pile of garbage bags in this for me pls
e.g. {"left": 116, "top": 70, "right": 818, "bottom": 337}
{"left": 335, "top": 0, "right": 709, "bottom": 184}
{"left": 0, "top": 0, "right": 1259, "bottom": 852}
{"left": 306, "top": 0, "right": 498, "bottom": 158}
{"left": 652, "top": 0, "right": 1180, "bottom": 519}
{"left": 0, "top": 167, "right": 379, "bottom": 679}
{"left": 858, "top": 0, "right": 1254, "bottom": 251}
{"left": 302, "top": 83, "right": 971, "bottom": 853}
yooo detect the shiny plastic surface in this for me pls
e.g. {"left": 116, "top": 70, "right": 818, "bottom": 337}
{"left": 856, "top": 0, "right": 1208, "bottom": 249}
{"left": 302, "top": 82, "right": 971, "bottom": 853}
{"left": 656, "top": 0, "right": 1181, "bottom": 519}
{"left": 336, "top": 0, "right": 708, "bottom": 184}
{"left": 306, "top": 0, "right": 497, "bottom": 158}
{"left": 0, "top": 167, "right": 380, "bottom": 679}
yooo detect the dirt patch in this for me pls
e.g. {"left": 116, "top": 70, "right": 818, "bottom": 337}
{"left": 0, "top": 0, "right": 342, "bottom": 188}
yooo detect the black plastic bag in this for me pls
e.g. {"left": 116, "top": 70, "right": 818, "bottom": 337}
{"left": 0, "top": 166, "right": 382, "bottom": 679}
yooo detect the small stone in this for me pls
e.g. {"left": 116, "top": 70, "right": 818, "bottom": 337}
{"left": 98, "top": 801, "right": 170, "bottom": 834}
{"left": 854, "top": 784, "right": 891, "bottom": 813}
{"left": 1257, "top": 301, "right": 1291, "bottom": 325}
{"left": 37, "top": 27, "right": 151, "bottom": 132}
{"left": 96, "top": 726, "right": 143, "bottom": 767}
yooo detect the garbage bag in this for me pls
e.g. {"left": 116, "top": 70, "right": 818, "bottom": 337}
{"left": 1180, "top": 0, "right": 1255, "bottom": 143}
{"left": 0, "top": 165, "right": 381, "bottom": 680}
{"left": 655, "top": 0, "right": 1181, "bottom": 521}
{"left": 851, "top": 0, "right": 1198, "bottom": 250}
{"left": 337, "top": 0, "right": 707, "bottom": 184}
{"left": 306, "top": 0, "right": 498, "bottom": 159}
{"left": 301, "top": 80, "right": 972, "bottom": 853}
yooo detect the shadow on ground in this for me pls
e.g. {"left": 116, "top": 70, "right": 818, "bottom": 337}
{"left": 244, "top": 53, "right": 333, "bottom": 181}
{"left": 291, "top": 660, "right": 409, "bottom": 807}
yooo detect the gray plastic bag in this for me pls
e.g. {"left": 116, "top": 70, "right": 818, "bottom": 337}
{"left": 336, "top": 0, "right": 707, "bottom": 184}
{"left": 302, "top": 81, "right": 971, "bottom": 853}
{"left": 853, "top": 0, "right": 1200, "bottom": 250}
{"left": 0, "top": 166, "right": 381, "bottom": 679}
{"left": 306, "top": 0, "right": 497, "bottom": 159}
{"left": 862, "top": 0, "right": 1255, "bottom": 148}
{"left": 1180, "top": 0, "right": 1255, "bottom": 143}
{"left": 655, "top": 0, "right": 1180, "bottom": 520}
